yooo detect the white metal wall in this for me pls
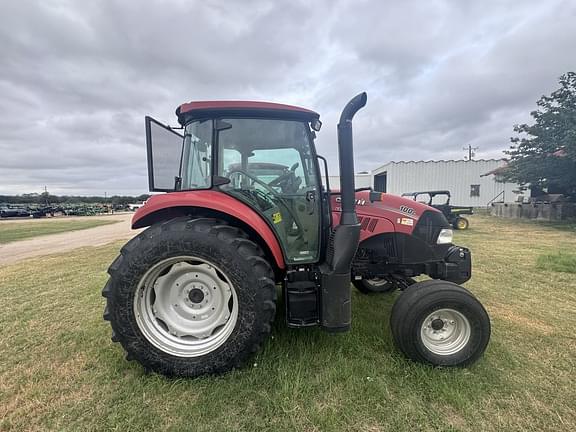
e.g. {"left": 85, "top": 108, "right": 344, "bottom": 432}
{"left": 325, "top": 174, "right": 372, "bottom": 190}
{"left": 371, "top": 160, "right": 520, "bottom": 207}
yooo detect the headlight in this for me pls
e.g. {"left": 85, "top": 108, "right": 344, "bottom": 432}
{"left": 437, "top": 228, "right": 453, "bottom": 244}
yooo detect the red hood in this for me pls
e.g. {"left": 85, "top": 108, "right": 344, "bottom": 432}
{"left": 330, "top": 190, "right": 443, "bottom": 238}
{"left": 330, "top": 190, "right": 439, "bottom": 219}
{"left": 358, "top": 191, "right": 438, "bottom": 218}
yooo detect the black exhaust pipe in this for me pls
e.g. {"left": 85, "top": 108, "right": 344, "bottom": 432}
{"left": 338, "top": 92, "right": 368, "bottom": 226}
{"left": 320, "top": 92, "right": 367, "bottom": 333}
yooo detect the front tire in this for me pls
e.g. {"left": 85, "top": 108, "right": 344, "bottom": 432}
{"left": 390, "top": 280, "right": 490, "bottom": 367}
{"left": 453, "top": 217, "right": 469, "bottom": 230}
{"left": 102, "top": 217, "right": 276, "bottom": 377}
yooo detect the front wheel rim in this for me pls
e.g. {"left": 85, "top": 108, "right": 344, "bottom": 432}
{"left": 366, "top": 278, "right": 389, "bottom": 287}
{"left": 420, "top": 308, "right": 471, "bottom": 356}
{"left": 134, "top": 256, "right": 239, "bottom": 357}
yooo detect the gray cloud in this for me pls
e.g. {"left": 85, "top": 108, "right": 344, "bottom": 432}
{"left": 0, "top": 0, "right": 575, "bottom": 195}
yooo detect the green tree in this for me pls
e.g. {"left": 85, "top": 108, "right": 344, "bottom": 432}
{"left": 503, "top": 72, "right": 576, "bottom": 199}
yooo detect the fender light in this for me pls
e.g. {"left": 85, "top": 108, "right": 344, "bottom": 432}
{"left": 437, "top": 228, "right": 453, "bottom": 244}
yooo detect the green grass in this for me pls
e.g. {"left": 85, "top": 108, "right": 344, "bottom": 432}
{"left": 536, "top": 251, "right": 576, "bottom": 273}
{"left": 0, "top": 219, "right": 118, "bottom": 244}
{"left": 1, "top": 215, "right": 575, "bottom": 431}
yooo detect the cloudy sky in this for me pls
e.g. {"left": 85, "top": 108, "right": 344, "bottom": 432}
{"left": 1, "top": 0, "right": 575, "bottom": 196}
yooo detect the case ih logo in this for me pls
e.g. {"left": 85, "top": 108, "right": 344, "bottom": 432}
{"left": 335, "top": 197, "right": 367, "bottom": 206}
{"left": 399, "top": 205, "right": 416, "bottom": 216}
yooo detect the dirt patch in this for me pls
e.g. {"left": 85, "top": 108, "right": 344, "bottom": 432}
{"left": 0, "top": 214, "right": 142, "bottom": 266}
{"left": 489, "top": 304, "right": 554, "bottom": 335}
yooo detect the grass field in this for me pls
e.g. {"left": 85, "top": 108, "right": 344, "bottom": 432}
{"left": 0, "top": 215, "right": 575, "bottom": 431}
{"left": 0, "top": 219, "right": 118, "bottom": 244}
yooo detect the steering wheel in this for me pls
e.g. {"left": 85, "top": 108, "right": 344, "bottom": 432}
{"left": 233, "top": 169, "right": 287, "bottom": 198}
{"left": 268, "top": 162, "right": 299, "bottom": 189}
{"left": 232, "top": 169, "right": 305, "bottom": 233}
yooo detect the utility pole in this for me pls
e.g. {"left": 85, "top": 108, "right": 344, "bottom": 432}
{"left": 463, "top": 144, "right": 479, "bottom": 161}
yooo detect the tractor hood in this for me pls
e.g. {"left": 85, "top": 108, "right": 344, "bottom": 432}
{"left": 330, "top": 189, "right": 449, "bottom": 236}
{"left": 331, "top": 190, "right": 440, "bottom": 219}
{"left": 358, "top": 190, "right": 440, "bottom": 218}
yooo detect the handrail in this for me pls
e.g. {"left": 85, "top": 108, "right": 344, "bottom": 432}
{"left": 486, "top": 190, "right": 504, "bottom": 208}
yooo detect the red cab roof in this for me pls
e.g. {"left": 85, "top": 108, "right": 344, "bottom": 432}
{"left": 176, "top": 100, "right": 319, "bottom": 125}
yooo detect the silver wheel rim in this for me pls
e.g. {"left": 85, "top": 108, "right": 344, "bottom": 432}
{"left": 134, "top": 256, "right": 238, "bottom": 357}
{"left": 420, "top": 308, "right": 471, "bottom": 356}
{"left": 366, "top": 278, "right": 388, "bottom": 287}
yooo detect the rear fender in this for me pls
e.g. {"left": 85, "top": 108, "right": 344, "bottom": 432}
{"left": 132, "top": 191, "right": 286, "bottom": 270}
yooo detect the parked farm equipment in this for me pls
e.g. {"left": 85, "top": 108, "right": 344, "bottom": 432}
{"left": 103, "top": 94, "right": 490, "bottom": 377}
{"left": 401, "top": 190, "right": 473, "bottom": 230}
{"left": 0, "top": 203, "right": 120, "bottom": 218}
{"left": 0, "top": 206, "right": 32, "bottom": 218}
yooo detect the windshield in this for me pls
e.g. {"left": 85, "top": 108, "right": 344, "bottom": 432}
{"left": 217, "top": 118, "right": 321, "bottom": 263}
{"left": 218, "top": 118, "right": 317, "bottom": 199}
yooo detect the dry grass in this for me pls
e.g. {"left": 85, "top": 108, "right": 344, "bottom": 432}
{"left": 0, "top": 215, "right": 575, "bottom": 431}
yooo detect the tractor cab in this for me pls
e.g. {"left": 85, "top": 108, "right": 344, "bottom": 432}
{"left": 145, "top": 102, "right": 325, "bottom": 264}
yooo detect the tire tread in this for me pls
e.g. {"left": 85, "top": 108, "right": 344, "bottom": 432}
{"left": 102, "top": 217, "right": 277, "bottom": 377}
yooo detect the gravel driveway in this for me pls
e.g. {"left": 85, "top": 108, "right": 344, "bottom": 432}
{"left": 0, "top": 213, "right": 141, "bottom": 266}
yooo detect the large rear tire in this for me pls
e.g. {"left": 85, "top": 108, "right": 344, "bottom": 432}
{"left": 102, "top": 217, "right": 276, "bottom": 377}
{"left": 390, "top": 280, "right": 490, "bottom": 367}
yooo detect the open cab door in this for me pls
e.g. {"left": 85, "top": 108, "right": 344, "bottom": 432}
{"left": 145, "top": 116, "right": 184, "bottom": 192}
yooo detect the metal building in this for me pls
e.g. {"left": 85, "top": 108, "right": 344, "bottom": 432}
{"left": 327, "top": 160, "right": 522, "bottom": 207}
{"left": 372, "top": 159, "right": 520, "bottom": 207}
{"left": 327, "top": 173, "right": 372, "bottom": 191}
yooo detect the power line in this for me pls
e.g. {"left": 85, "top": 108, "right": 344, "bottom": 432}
{"left": 463, "top": 144, "right": 479, "bottom": 160}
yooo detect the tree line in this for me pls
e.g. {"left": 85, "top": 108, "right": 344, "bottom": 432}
{"left": 0, "top": 193, "right": 151, "bottom": 206}
{"left": 503, "top": 72, "right": 576, "bottom": 201}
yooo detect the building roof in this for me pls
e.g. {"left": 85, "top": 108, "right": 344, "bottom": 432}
{"left": 373, "top": 158, "right": 507, "bottom": 173}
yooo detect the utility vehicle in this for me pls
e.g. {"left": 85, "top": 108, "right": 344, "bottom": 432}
{"left": 102, "top": 93, "right": 490, "bottom": 377}
{"left": 402, "top": 190, "right": 474, "bottom": 230}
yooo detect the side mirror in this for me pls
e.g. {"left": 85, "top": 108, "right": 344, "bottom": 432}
{"left": 311, "top": 119, "right": 322, "bottom": 131}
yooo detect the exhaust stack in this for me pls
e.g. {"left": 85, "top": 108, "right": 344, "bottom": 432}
{"left": 337, "top": 92, "right": 367, "bottom": 226}
{"left": 321, "top": 92, "right": 367, "bottom": 333}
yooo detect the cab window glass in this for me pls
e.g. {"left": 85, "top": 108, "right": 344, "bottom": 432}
{"left": 181, "top": 120, "right": 212, "bottom": 189}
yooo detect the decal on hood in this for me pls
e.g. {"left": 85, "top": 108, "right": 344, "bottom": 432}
{"left": 399, "top": 205, "right": 416, "bottom": 216}
{"left": 398, "top": 217, "right": 414, "bottom": 226}
{"left": 335, "top": 196, "right": 367, "bottom": 206}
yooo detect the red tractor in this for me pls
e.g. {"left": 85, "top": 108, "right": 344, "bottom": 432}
{"left": 103, "top": 93, "right": 490, "bottom": 377}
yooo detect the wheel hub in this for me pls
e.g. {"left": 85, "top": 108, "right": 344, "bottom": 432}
{"left": 430, "top": 318, "right": 444, "bottom": 331}
{"left": 188, "top": 287, "right": 205, "bottom": 304}
{"left": 134, "top": 257, "right": 238, "bottom": 357}
{"left": 420, "top": 308, "right": 471, "bottom": 356}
